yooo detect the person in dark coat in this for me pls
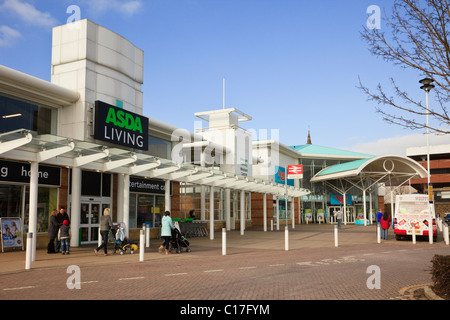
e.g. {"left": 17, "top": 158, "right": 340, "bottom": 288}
{"left": 56, "top": 207, "right": 69, "bottom": 252}
{"left": 48, "top": 209, "right": 59, "bottom": 253}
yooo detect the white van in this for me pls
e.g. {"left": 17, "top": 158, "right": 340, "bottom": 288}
{"left": 393, "top": 194, "right": 437, "bottom": 241}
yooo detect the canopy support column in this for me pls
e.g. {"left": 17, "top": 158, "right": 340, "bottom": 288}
{"left": 28, "top": 161, "right": 38, "bottom": 261}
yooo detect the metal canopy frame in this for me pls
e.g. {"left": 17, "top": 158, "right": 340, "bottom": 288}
{"left": 0, "top": 129, "right": 310, "bottom": 198}
{"left": 310, "top": 155, "right": 429, "bottom": 225}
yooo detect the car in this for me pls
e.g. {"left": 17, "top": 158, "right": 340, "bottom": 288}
{"left": 445, "top": 213, "right": 450, "bottom": 225}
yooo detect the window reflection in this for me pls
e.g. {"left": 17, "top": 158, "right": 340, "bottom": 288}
{"left": 0, "top": 95, "right": 55, "bottom": 134}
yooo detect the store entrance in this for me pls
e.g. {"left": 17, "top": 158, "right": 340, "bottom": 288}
{"left": 327, "top": 206, "right": 356, "bottom": 224}
{"left": 78, "top": 199, "right": 111, "bottom": 245}
{"left": 80, "top": 201, "right": 100, "bottom": 244}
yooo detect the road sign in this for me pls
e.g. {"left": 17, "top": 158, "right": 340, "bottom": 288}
{"left": 287, "top": 165, "right": 303, "bottom": 179}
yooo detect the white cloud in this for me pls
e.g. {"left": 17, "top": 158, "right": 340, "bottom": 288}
{"left": 0, "top": 0, "right": 59, "bottom": 28}
{"left": 0, "top": 25, "right": 22, "bottom": 47}
{"left": 349, "top": 133, "right": 450, "bottom": 156}
{"left": 85, "top": 0, "right": 143, "bottom": 17}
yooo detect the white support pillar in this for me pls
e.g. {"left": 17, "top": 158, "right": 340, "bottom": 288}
{"left": 363, "top": 189, "right": 367, "bottom": 226}
{"left": 225, "top": 189, "right": 231, "bottom": 231}
{"left": 123, "top": 174, "right": 130, "bottom": 237}
{"left": 390, "top": 190, "right": 394, "bottom": 222}
{"left": 28, "top": 161, "right": 38, "bottom": 261}
{"left": 263, "top": 193, "right": 267, "bottom": 232}
{"left": 291, "top": 197, "right": 295, "bottom": 229}
{"left": 70, "top": 167, "right": 81, "bottom": 248}
{"left": 165, "top": 179, "right": 171, "bottom": 213}
{"left": 231, "top": 191, "right": 236, "bottom": 230}
{"left": 240, "top": 190, "right": 245, "bottom": 235}
{"left": 117, "top": 174, "right": 124, "bottom": 223}
{"left": 343, "top": 192, "right": 347, "bottom": 225}
{"left": 248, "top": 192, "right": 252, "bottom": 222}
{"left": 210, "top": 186, "right": 215, "bottom": 240}
{"left": 276, "top": 198, "right": 280, "bottom": 230}
{"left": 201, "top": 186, "right": 206, "bottom": 220}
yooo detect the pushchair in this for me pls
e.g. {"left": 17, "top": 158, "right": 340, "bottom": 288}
{"left": 109, "top": 222, "right": 138, "bottom": 255}
{"left": 169, "top": 227, "right": 191, "bottom": 253}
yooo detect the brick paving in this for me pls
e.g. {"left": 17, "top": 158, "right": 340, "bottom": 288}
{"left": 0, "top": 224, "right": 448, "bottom": 306}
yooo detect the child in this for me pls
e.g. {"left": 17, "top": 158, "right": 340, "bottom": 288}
{"left": 58, "top": 220, "right": 71, "bottom": 255}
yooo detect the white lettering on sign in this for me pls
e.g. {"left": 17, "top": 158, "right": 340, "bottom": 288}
{"left": 21, "top": 166, "right": 49, "bottom": 179}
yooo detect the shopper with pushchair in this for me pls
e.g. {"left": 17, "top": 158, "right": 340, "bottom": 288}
{"left": 159, "top": 211, "right": 174, "bottom": 255}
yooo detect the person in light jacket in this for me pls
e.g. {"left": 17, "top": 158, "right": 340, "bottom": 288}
{"left": 159, "top": 211, "right": 174, "bottom": 255}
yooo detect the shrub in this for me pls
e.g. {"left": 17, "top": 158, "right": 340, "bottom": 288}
{"left": 430, "top": 255, "right": 450, "bottom": 299}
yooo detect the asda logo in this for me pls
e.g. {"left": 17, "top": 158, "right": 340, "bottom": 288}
{"left": 105, "top": 108, "right": 143, "bottom": 134}
{"left": 94, "top": 101, "right": 148, "bottom": 150}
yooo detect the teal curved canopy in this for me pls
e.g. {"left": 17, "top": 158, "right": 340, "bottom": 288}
{"left": 311, "top": 155, "right": 428, "bottom": 186}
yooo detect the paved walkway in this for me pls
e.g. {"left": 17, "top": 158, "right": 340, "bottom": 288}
{"left": 0, "top": 223, "right": 447, "bottom": 275}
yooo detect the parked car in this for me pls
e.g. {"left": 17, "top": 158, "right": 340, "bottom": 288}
{"left": 445, "top": 213, "right": 450, "bottom": 225}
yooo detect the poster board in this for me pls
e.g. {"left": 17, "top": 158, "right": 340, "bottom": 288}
{"left": 1, "top": 218, "right": 23, "bottom": 252}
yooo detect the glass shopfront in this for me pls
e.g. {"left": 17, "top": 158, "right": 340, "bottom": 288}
{"left": 0, "top": 159, "right": 60, "bottom": 233}
{"left": 0, "top": 184, "right": 58, "bottom": 233}
{"left": 69, "top": 170, "right": 112, "bottom": 244}
{"left": 129, "top": 177, "right": 169, "bottom": 228}
{"left": 0, "top": 94, "right": 57, "bottom": 135}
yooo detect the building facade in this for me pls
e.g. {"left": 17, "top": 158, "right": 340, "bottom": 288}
{"left": 0, "top": 19, "right": 427, "bottom": 256}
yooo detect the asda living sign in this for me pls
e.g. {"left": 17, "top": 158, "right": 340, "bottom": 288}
{"left": 94, "top": 101, "right": 149, "bottom": 150}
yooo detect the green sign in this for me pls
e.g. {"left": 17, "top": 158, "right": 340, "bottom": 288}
{"left": 94, "top": 101, "right": 148, "bottom": 150}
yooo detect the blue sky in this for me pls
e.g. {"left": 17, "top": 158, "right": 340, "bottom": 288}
{"left": 1, "top": 0, "right": 446, "bottom": 155}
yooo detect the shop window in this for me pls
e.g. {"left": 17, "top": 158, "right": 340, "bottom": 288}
{"left": 129, "top": 194, "right": 165, "bottom": 229}
{"left": 70, "top": 171, "right": 111, "bottom": 197}
{"left": 0, "top": 185, "right": 22, "bottom": 219}
{"left": 148, "top": 136, "right": 171, "bottom": 159}
{"left": 0, "top": 95, "right": 56, "bottom": 135}
{"left": 1, "top": 185, "right": 57, "bottom": 233}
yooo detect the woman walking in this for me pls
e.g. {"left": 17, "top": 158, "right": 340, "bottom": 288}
{"left": 94, "top": 208, "right": 113, "bottom": 256}
{"left": 159, "top": 211, "right": 174, "bottom": 255}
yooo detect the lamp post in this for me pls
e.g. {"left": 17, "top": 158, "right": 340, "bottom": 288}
{"left": 419, "top": 78, "right": 434, "bottom": 185}
{"left": 419, "top": 77, "right": 435, "bottom": 244}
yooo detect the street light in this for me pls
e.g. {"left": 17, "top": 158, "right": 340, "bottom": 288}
{"left": 419, "top": 77, "right": 434, "bottom": 185}
{"left": 419, "top": 77, "right": 434, "bottom": 244}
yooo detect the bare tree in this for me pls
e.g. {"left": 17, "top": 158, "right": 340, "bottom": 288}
{"left": 360, "top": 0, "right": 450, "bottom": 133}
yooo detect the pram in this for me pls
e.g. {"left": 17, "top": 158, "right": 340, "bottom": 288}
{"left": 169, "top": 226, "right": 191, "bottom": 253}
{"left": 109, "top": 222, "right": 138, "bottom": 255}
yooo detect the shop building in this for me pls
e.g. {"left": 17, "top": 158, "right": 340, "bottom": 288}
{"left": 407, "top": 144, "right": 450, "bottom": 216}
{"left": 0, "top": 20, "right": 309, "bottom": 254}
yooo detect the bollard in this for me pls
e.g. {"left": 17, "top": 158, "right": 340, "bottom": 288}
{"left": 428, "top": 219, "right": 433, "bottom": 244}
{"left": 412, "top": 223, "right": 416, "bottom": 244}
{"left": 334, "top": 225, "right": 338, "bottom": 247}
{"left": 285, "top": 227, "right": 289, "bottom": 251}
{"left": 443, "top": 223, "right": 449, "bottom": 245}
{"left": 146, "top": 225, "right": 150, "bottom": 248}
{"left": 139, "top": 230, "right": 145, "bottom": 262}
{"left": 25, "top": 233, "right": 33, "bottom": 270}
{"left": 271, "top": 219, "right": 273, "bottom": 231}
{"left": 222, "top": 228, "right": 226, "bottom": 256}
{"left": 377, "top": 223, "right": 381, "bottom": 244}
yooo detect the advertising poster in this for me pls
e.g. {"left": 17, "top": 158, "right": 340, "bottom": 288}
{"left": 1, "top": 218, "right": 23, "bottom": 251}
